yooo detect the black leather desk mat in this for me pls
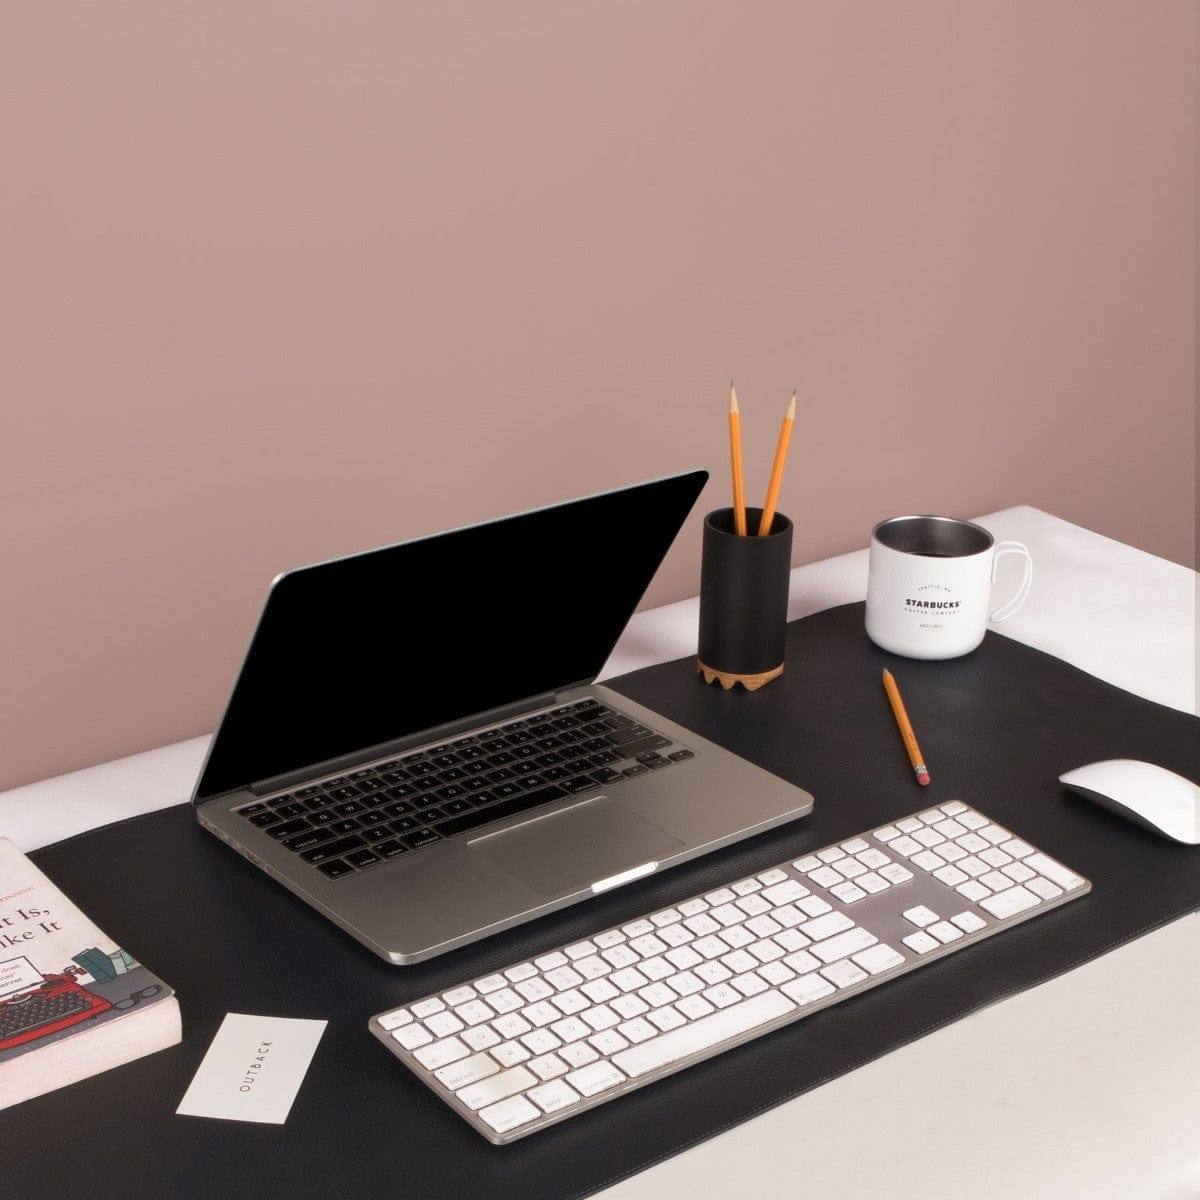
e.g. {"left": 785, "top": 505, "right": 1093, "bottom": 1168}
{"left": 12, "top": 603, "right": 1200, "bottom": 1200}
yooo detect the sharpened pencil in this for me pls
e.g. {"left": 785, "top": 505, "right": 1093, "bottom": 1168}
{"left": 728, "top": 383, "right": 747, "bottom": 536}
{"left": 882, "top": 668, "right": 931, "bottom": 786}
{"left": 757, "top": 391, "right": 795, "bottom": 536}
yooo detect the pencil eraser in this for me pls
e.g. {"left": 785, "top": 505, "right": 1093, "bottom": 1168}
{"left": 917, "top": 771, "right": 931, "bottom": 786}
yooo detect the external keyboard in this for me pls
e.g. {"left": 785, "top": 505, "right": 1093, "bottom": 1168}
{"left": 371, "top": 801, "right": 1090, "bottom": 1143}
{"left": 237, "top": 698, "right": 693, "bottom": 880}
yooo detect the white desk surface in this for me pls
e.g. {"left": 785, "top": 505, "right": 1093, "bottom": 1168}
{"left": 2, "top": 505, "right": 1197, "bottom": 1199}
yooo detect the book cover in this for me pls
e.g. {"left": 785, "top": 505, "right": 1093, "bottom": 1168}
{"left": 0, "top": 835, "right": 180, "bottom": 1107}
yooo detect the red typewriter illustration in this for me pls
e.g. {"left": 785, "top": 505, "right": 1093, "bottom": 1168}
{"left": 0, "top": 964, "right": 112, "bottom": 1051}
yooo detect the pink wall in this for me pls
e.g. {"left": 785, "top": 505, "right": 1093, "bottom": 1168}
{"left": 1, "top": 2, "right": 1194, "bottom": 790}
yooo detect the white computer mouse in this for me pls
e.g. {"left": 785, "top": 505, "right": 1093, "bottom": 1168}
{"left": 1059, "top": 760, "right": 1200, "bottom": 844}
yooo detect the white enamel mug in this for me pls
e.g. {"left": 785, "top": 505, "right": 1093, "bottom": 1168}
{"left": 865, "top": 515, "right": 1033, "bottom": 659}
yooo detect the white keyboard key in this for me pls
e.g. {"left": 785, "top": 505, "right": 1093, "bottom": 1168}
{"left": 811, "top": 927, "right": 877, "bottom": 964}
{"left": 957, "top": 832, "right": 990, "bottom": 854}
{"left": 581, "top": 1004, "right": 620, "bottom": 1031}
{"left": 491, "top": 1040, "right": 531, "bottom": 1067}
{"left": 933, "top": 818, "right": 967, "bottom": 838}
{"left": 721, "top": 949, "right": 758, "bottom": 975}
{"left": 841, "top": 837, "right": 870, "bottom": 854}
{"left": 890, "top": 836, "right": 923, "bottom": 857}
{"left": 933, "top": 864, "right": 968, "bottom": 887}
{"left": 956, "top": 880, "right": 991, "bottom": 902}
{"left": 651, "top": 908, "right": 683, "bottom": 927}
{"left": 980, "top": 870, "right": 1012, "bottom": 892}
{"left": 564, "top": 940, "right": 596, "bottom": 961}
{"left": 435, "top": 1051, "right": 499, "bottom": 1091}
{"left": 733, "top": 877, "right": 764, "bottom": 894}
{"left": 773, "top": 928, "right": 810, "bottom": 952}
{"left": 505, "top": 962, "right": 538, "bottom": 983}
{"left": 958, "top": 810, "right": 987, "bottom": 829}
{"left": 858, "top": 872, "right": 889, "bottom": 894}
{"left": 793, "top": 856, "right": 822, "bottom": 873}
{"left": 1024, "top": 853, "right": 1086, "bottom": 891}
{"left": 745, "top": 914, "right": 782, "bottom": 938}
{"left": 940, "top": 800, "right": 967, "bottom": 815}
{"left": 534, "top": 951, "right": 569, "bottom": 972}
{"left": 443, "top": 985, "right": 477, "bottom": 1006}
{"left": 601, "top": 945, "right": 639, "bottom": 970}
{"left": 1001, "top": 838, "right": 1035, "bottom": 859}
{"left": 938, "top": 842, "right": 967, "bottom": 863}
{"left": 411, "top": 997, "right": 445, "bottom": 1019}
{"left": 959, "top": 855, "right": 989, "bottom": 877}
{"left": 456, "top": 999, "right": 496, "bottom": 1026}
{"left": 758, "top": 868, "right": 789, "bottom": 885}
{"left": 1028, "top": 876, "right": 1064, "bottom": 900}
{"left": 575, "top": 955, "right": 610, "bottom": 980}
{"left": 856, "top": 847, "right": 891, "bottom": 870}
{"left": 896, "top": 816, "right": 923, "bottom": 833}
{"left": 462, "top": 1025, "right": 501, "bottom": 1052}
{"left": 757, "top": 960, "right": 796, "bottom": 986}
{"left": 567, "top": 1060, "right": 627, "bottom": 1096}
{"left": 800, "top": 911, "right": 855, "bottom": 941}
{"left": 665, "top": 946, "right": 703, "bottom": 971}
{"left": 903, "top": 905, "right": 939, "bottom": 928}
{"left": 874, "top": 825, "right": 901, "bottom": 842}
{"left": 551, "top": 1016, "right": 591, "bottom": 1043}
{"left": 492, "top": 1012, "right": 532, "bottom": 1039}
{"left": 783, "top": 972, "right": 837, "bottom": 1005}
{"left": 426, "top": 1011, "right": 465, "bottom": 1038}
{"left": 912, "top": 828, "right": 945, "bottom": 848}
{"left": 392, "top": 1023, "right": 432, "bottom": 1050}
{"left": 980, "top": 885, "right": 1042, "bottom": 919}
{"left": 478, "top": 1094, "right": 540, "bottom": 1134}
{"left": 610, "top": 967, "right": 649, "bottom": 993}
{"left": 748, "top": 939, "right": 784, "bottom": 963}
{"left": 830, "top": 882, "right": 866, "bottom": 904}
{"left": 674, "top": 994, "right": 714, "bottom": 1020}
{"left": 817, "top": 847, "right": 846, "bottom": 864}
{"left": 379, "top": 1008, "right": 411, "bottom": 1031}
{"left": 837, "top": 858, "right": 867, "bottom": 879}
{"left": 551, "top": 988, "right": 590, "bottom": 1016}
{"left": 772, "top": 904, "right": 806, "bottom": 928}
{"left": 639, "top": 956, "right": 674, "bottom": 981}
{"left": 797, "top": 895, "right": 832, "bottom": 917}
{"left": 475, "top": 974, "right": 506, "bottom": 994}
{"left": 710, "top": 902, "right": 743, "bottom": 926}
{"left": 951, "top": 911, "right": 987, "bottom": 934}
{"left": 918, "top": 808, "right": 943, "bottom": 824}
{"left": 521, "top": 1028, "right": 562, "bottom": 1055}
{"left": 1002, "top": 862, "right": 1036, "bottom": 884}
{"left": 784, "top": 949, "right": 821, "bottom": 974}
{"left": 523, "top": 1002, "right": 561, "bottom": 1028}
{"left": 622, "top": 919, "right": 654, "bottom": 938}
{"left": 821, "top": 959, "right": 868, "bottom": 988}
{"left": 414, "top": 1036, "right": 470, "bottom": 1071}
{"left": 677, "top": 897, "right": 710, "bottom": 917}
{"left": 618, "top": 1017, "right": 657, "bottom": 1043}
{"left": 927, "top": 921, "right": 964, "bottom": 944}
{"left": 545, "top": 965, "right": 585, "bottom": 990}
{"left": 488, "top": 987, "right": 524, "bottom": 1015}
{"left": 852, "top": 943, "right": 905, "bottom": 974}
{"left": 695, "top": 961, "right": 732, "bottom": 985}
{"left": 639, "top": 981, "right": 677, "bottom": 1008}
{"left": 667, "top": 971, "right": 704, "bottom": 997}
{"left": 879, "top": 862, "right": 914, "bottom": 884}
{"left": 704, "top": 983, "right": 742, "bottom": 1009}
{"left": 593, "top": 929, "right": 626, "bottom": 950}
{"left": 514, "top": 979, "right": 553, "bottom": 1004}
{"left": 630, "top": 934, "right": 669, "bottom": 958}
{"left": 611, "top": 996, "right": 649, "bottom": 1022}
{"left": 656, "top": 924, "right": 692, "bottom": 950}
{"left": 614, "top": 991, "right": 796, "bottom": 1079}
{"left": 559, "top": 1041, "right": 599, "bottom": 1067}
{"left": 731, "top": 971, "right": 770, "bottom": 996}
{"left": 763, "top": 879, "right": 808, "bottom": 905}
{"left": 587, "top": 1030, "right": 628, "bottom": 1057}
{"left": 647, "top": 1006, "right": 687, "bottom": 1033}
{"left": 980, "top": 847, "right": 1013, "bottom": 868}
{"left": 528, "top": 1079, "right": 580, "bottom": 1114}
{"left": 808, "top": 866, "right": 844, "bottom": 889}
{"left": 910, "top": 849, "right": 945, "bottom": 872}
{"left": 705, "top": 887, "right": 737, "bottom": 905}
{"left": 980, "top": 825, "right": 1010, "bottom": 846}
{"left": 902, "top": 931, "right": 939, "bottom": 954}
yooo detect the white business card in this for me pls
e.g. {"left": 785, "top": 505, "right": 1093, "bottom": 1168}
{"left": 177, "top": 1013, "right": 327, "bottom": 1124}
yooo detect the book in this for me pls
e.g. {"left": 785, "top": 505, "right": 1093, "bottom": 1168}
{"left": 0, "top": 835, "right": 180, "bottom": 1110}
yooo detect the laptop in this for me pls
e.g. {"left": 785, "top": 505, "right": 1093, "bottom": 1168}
{"left": 192, "top": 471, "right": 814, "bottom": 964}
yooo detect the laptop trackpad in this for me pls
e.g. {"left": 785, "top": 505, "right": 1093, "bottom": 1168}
{"left": 473, "top": 797, "right": 683, "bottom": 897}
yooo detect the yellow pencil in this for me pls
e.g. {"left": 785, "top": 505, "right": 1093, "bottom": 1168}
{"left": 757, "top": 390, "right": 796, "bottom": 536}
{"left": 728, "top": 383, "right": 747, "bottom": 536}
{"left": 882, "top": 668, "right": 931, "bottom": 786}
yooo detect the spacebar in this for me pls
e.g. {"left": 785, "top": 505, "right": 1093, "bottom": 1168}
{"left": 613, "top": 991, "right": 796, "bottom": 1079}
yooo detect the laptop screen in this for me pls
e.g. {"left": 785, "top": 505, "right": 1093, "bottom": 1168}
{"left": 194, "top": 470, "right": 707, "bottom": 801}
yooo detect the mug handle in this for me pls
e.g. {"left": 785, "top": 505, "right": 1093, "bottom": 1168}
{"left": 989, "top": 540, "right": 1033, "bottom": 622}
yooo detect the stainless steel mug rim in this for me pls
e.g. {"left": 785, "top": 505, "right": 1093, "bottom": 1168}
{"left": 871, "top": 514, "right": 995, "bottom": 557}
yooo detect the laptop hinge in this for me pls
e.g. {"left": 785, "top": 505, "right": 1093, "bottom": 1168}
{"left": 248, "top": 691, "right": 561, "bottom": 796}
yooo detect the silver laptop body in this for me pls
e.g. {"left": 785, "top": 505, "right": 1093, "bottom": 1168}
{"left": 191, "top": 471, "right": 814, "bottom": 964}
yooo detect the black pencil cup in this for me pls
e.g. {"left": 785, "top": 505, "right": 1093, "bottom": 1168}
{"left": 697, "top": 507, "right": 793, "bottom": 690}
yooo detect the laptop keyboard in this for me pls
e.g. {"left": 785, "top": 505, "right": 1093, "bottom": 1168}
{"left": 237, "top": 699, "right": 693, "bottom": 880}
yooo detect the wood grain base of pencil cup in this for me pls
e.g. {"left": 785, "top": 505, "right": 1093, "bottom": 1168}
{"left": 697, "top": 507, "right": 792, "bottom": 691}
